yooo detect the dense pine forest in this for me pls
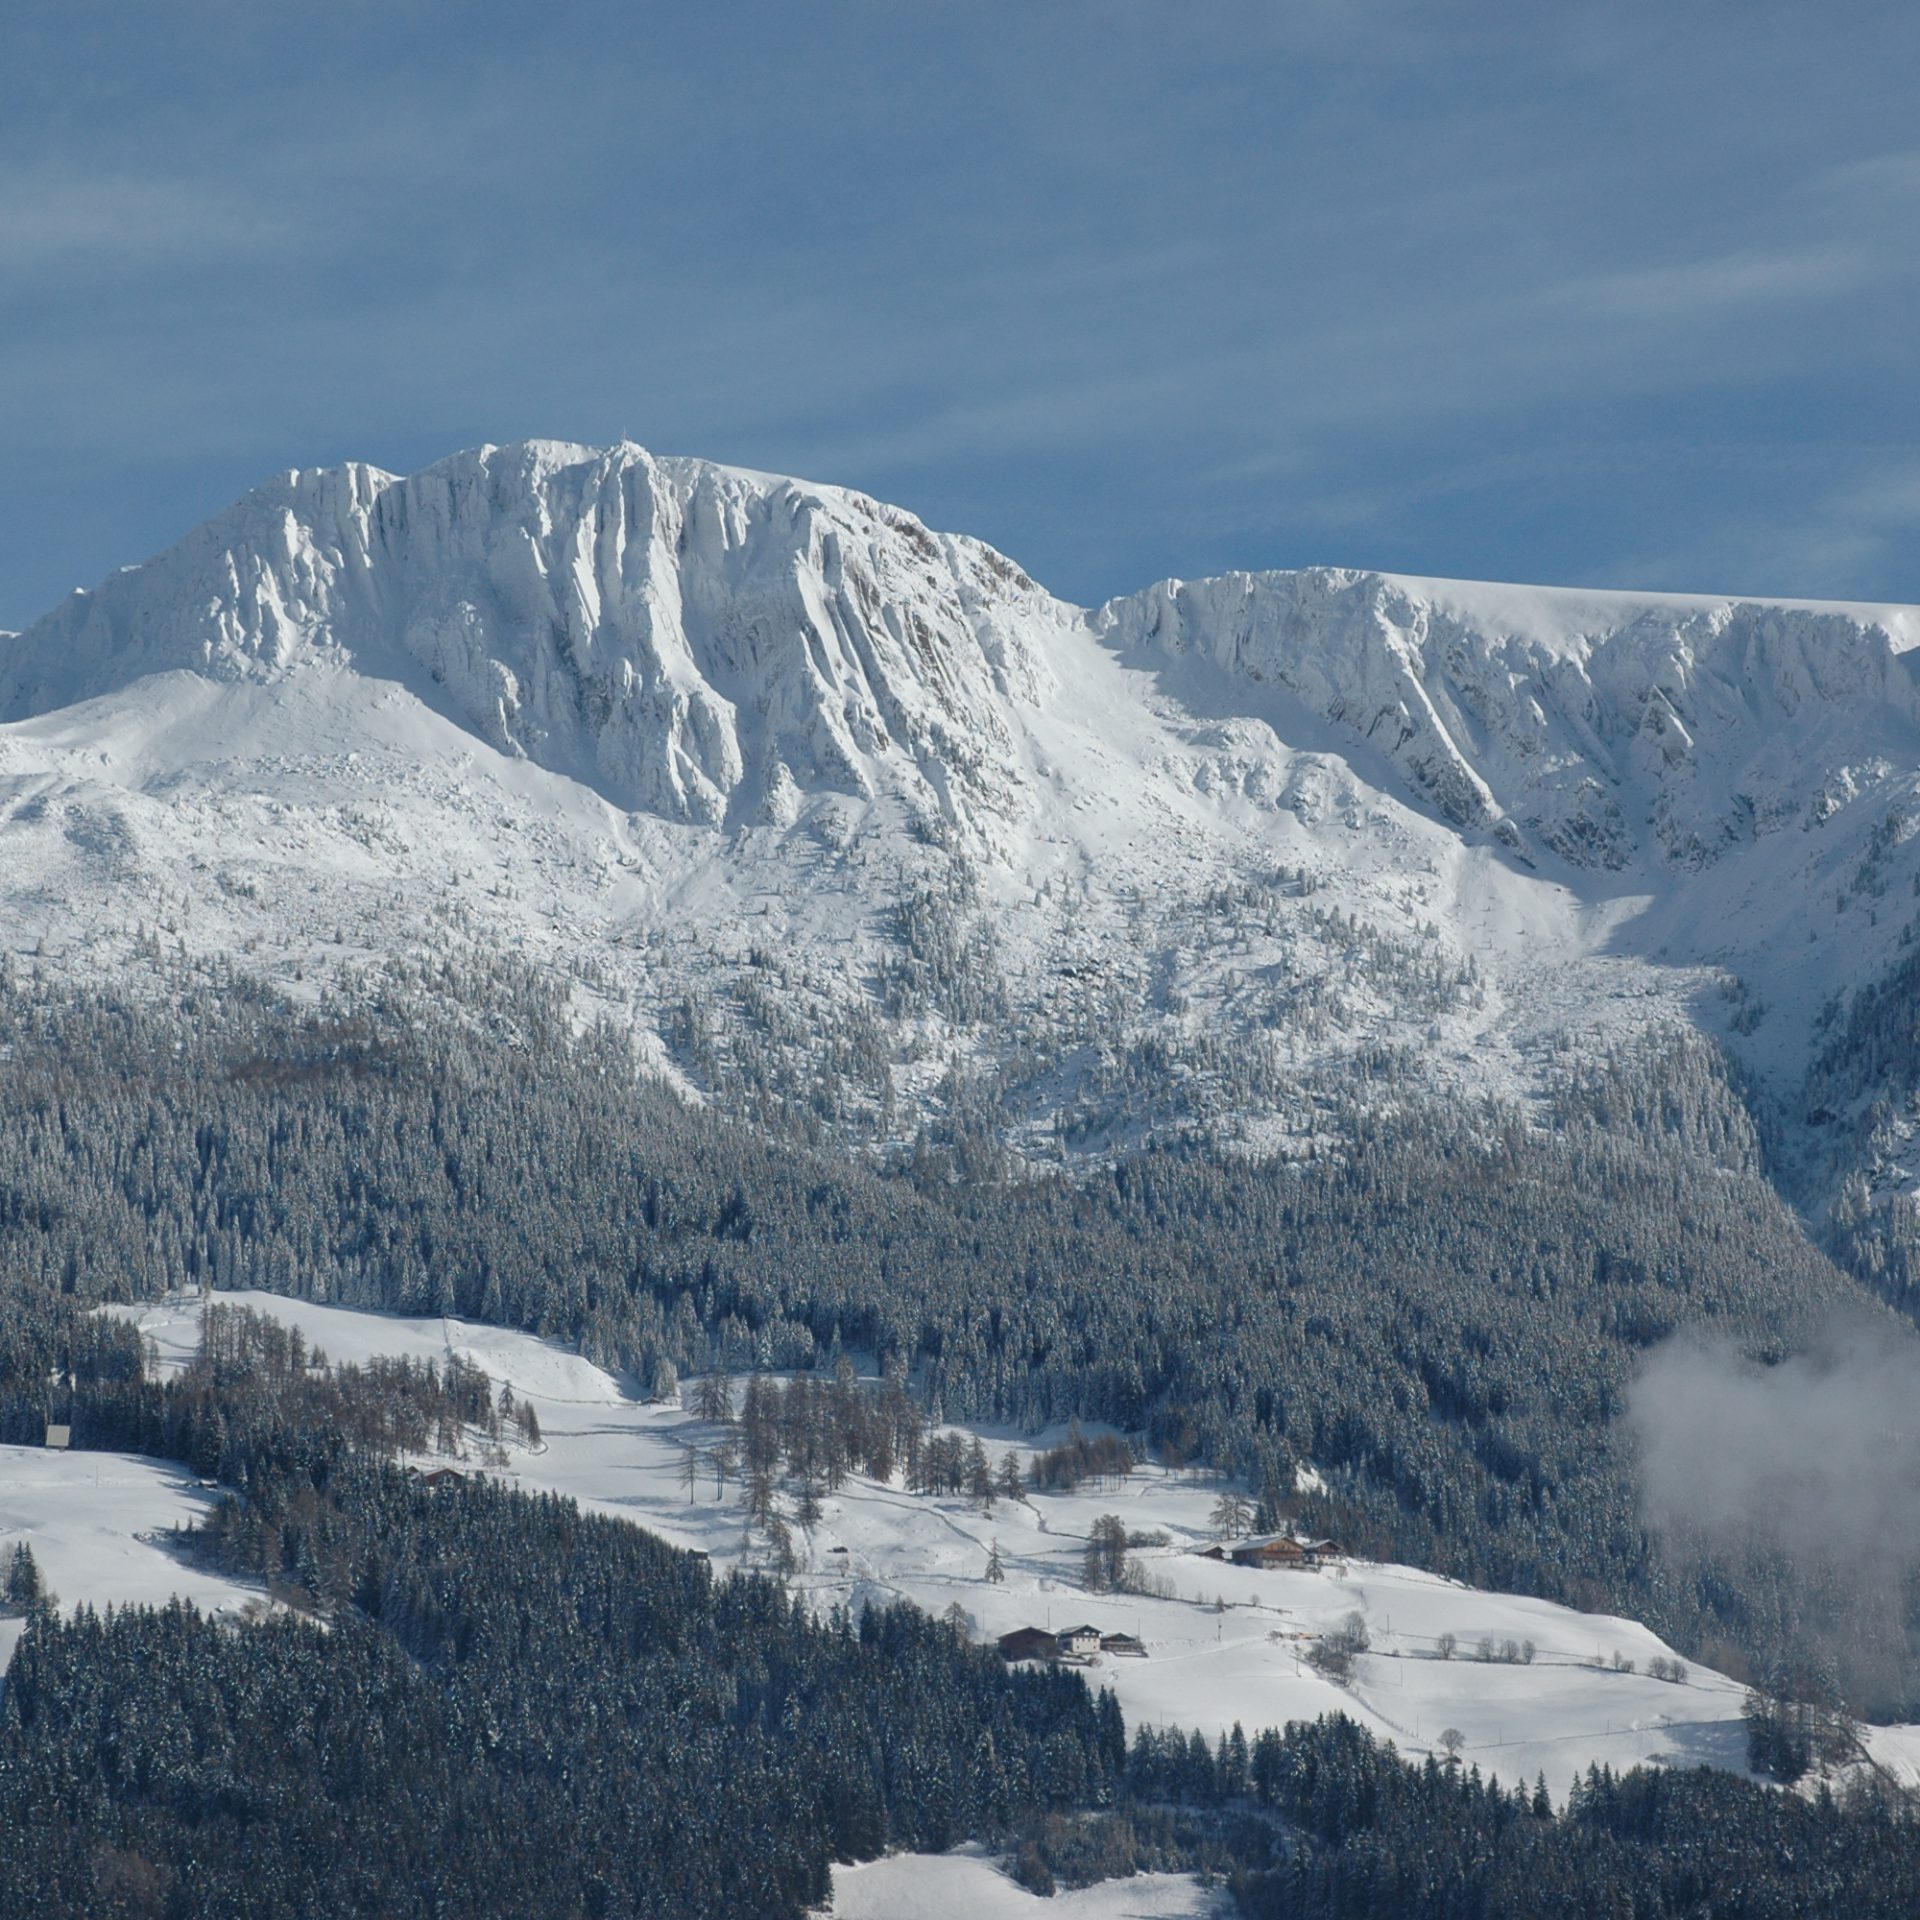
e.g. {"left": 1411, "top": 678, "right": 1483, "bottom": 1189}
{"left": 3, "top": 1301, "right": 1918, "bottom": 1918}
{"left": 0, "top": 957, "right": 1900, "bottom": 1709}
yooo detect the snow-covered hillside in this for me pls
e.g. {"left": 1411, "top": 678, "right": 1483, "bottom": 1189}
{"left": 95, "top": 1291, "right": 1920, "bottom": 1804}
{"left": 0, "top": 1446, "right": 258, "bottom": 1676}
{"left": 4, "top": 440, "right": 1920, "bottom": 1231}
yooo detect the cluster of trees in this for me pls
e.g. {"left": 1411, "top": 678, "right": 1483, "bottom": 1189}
{"left": 1306, "top": 1611, "right": 1371, "bottom": 1681}
{"left": 3, "top": 1542, "right": 46, "bottom": 1613}
{"left": 1028, "top": 1425, "right": 1138, "bottom": 1492}
{"left": 710, "top": 1363, "right": 1021, "bottom": 1525}
{"left": 0, "top": 958, "right": 1910, "bottom": 1708}
{"left": 1116, "top": 1714, "right": 1920, "bottom": 1919}
{"left": 0, "top": 1311, "right": 1127, "bottom": 1919}
{"left": 1742, "top": 1689, "right": 1860, "bottom": 1784}
{"left": 0, "top": 1303, "right": 527, "bottom": 1493}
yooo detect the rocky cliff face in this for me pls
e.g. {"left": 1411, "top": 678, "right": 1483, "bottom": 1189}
{"left": 1099, "top": 567, "right": 1920, "bottom": 872}
{"left": 1, "top": 441, "right": 1064, "bottom": 830}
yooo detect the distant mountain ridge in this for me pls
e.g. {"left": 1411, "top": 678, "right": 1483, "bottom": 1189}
{"left": 6, "top": 438, "right": 1920, "bottom": 1286}
{"left": 11, "top": 440, "right": 1917, "bottom": 871}
{"left": 1101, "top": 567, "right": 1920, "bottom": 872}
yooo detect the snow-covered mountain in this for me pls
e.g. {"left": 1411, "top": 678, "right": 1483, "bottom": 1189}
{"left": 1103, "top": 569, "right": 1920, "bottom": 873}
{"left": 1, "top": 442, "right": 1059, "bottom": 831}
{"left": 5, "top": 439, "right": 1920, "bottom": 1250}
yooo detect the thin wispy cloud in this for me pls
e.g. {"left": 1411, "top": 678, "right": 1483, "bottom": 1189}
{"left": 1, "top": 3, "right": 1914, "bottom": 620}
{"left": 0, "top": 170, "right": 285, "bottom": 275}
{"left": 1545, "top": 244, "right": 1878, "bottom": 324}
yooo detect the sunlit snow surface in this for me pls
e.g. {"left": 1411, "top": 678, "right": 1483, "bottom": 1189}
{"left": 93, "top": 1289, "right": 1918, "bottom": 1807}
{"left": 0, "top": 1445, "right": 258, "bottom": 1674}
{"left": 829, "top": 1845, "right": 1229, "bottom": 1918}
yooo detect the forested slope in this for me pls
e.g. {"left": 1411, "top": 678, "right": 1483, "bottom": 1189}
{"left": 0, "top": 958, "right": 1896, "bottom": 1706}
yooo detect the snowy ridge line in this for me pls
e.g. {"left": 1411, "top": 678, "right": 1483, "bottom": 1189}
{"left": 6, "top": 436, "right": 1920, "bottom": 1252}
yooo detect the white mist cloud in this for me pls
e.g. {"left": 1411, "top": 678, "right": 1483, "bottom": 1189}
{"left": 1629, "top": 1312, "right": 1920, "bottom": 1711}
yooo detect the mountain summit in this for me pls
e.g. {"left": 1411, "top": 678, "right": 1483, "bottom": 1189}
{"left": 2, "top": 440, "right": 1069, "bottom": 832}
{"left": 5, "top": 438, "right": 1920, "bottom": 1266}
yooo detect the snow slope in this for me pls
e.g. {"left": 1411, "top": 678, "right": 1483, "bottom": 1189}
{"left": 5, "top": 442, "right": 1920, "bottom": 1227}
{"left": 829, "top": 1847, "right": 1228, "bottom": 1919}
{"left": 110, "top": 1292, "right": 1920, "bottom": 1803}
{"left": 0, "top": 1446, "right": 259, "bottom": 1675}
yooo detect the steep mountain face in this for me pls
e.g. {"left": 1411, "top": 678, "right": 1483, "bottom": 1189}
{"left": 1, "top": 441, "right": 1062, "bottom": 830}
{"left": 5, "top": 438, "right": 1920, "bottom": 1280}
{"left": 1101, "top": 568, "right": 1920, "bottom": 872}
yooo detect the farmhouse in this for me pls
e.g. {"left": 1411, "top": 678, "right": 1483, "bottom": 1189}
{"left": 998, "top": 1623, "right": 1139, "bottom": 1663}
{"left": 408, "top": 1466, "right": 467, "bottom": 1491}
{"left": 996, "top": 1626, "right": 1062, "bottom": 1664}
{"left": 1201, "top": 1532, "right": 1340, "bottom": 1570}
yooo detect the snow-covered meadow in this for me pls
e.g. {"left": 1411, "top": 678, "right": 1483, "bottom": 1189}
{"left": 88, "top": 1289, "right": 1914, "bottom": 1806}
{"left": 0, "top": 1443, "right": 257, "bottom": 1675}
{"left": 2, "top": 1284, "right": 1911, "bottom": 1912}
{"left": 829, "top": 1846, "right": 1229, "bottom": 1919}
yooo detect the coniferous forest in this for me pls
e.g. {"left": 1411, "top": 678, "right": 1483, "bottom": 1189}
{"left": 1, "top": 1304, "right": 1918, "bottom": 1917}
{"left": 0, "top": 961, "right": 1888, "bottom": 1703}
{"left": 3, "top": 960, "right": 1920, "bottom": 1912}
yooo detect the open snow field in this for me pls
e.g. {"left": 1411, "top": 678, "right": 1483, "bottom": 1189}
{"left": 104, "top": 1289, "right": 1920, "bottom": 1806}
{"left": 0, "top": 1444, "right": 258, "bottom": 1673}
{"left": 828, "top": 1846, "right": 1229, "bottom": 1918}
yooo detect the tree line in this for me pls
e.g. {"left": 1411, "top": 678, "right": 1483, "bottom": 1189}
{"left": 0, "top": 956, "right": 1909, "bottom": 1710}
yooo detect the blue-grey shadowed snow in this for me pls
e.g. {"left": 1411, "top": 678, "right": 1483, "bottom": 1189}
{"left": 2, "top": 2, "right": 1917, "bottom": 627}
{"left": 1629, "top": 1311, "right": 1920, "bottom": 1715}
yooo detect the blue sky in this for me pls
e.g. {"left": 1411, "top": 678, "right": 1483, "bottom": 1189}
{"left": 3, "top": 1, "right": 1916, "bottom": 627}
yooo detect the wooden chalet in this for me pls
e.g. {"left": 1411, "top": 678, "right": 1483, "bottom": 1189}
{"left": 996, "top": 1625, "right": 1061, "bottom": 1664}
{"left": 1202, "top": 1532, "right": 1340, "bottom": 1570}
{"left": 1099, "top": 1632, "right": 1147, "bottom": 1658}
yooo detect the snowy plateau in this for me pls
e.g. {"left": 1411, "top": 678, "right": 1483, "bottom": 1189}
{"left": 5, "top": 438, "right": 1920, "bottom": 1253}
